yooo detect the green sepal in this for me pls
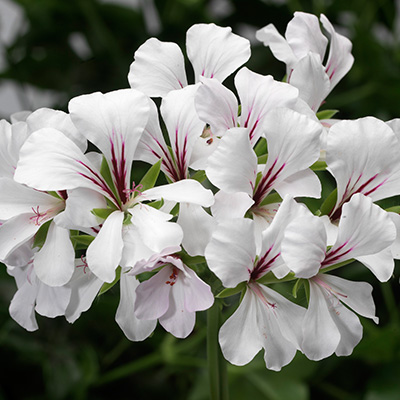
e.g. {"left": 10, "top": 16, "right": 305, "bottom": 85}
{"left": 191, "top": 169, "right": 207, "bottom": 183}
{"left": 238, "top": 104, "right": 242, "bottom": 117}
{"left": 304, "top": 279, "right": 310, "bottom": 304}
{"left": 32, "top": 220, "right": 52, "bottom": 249}
{"left": 47, "top": 191, "right": 63, "bottom": 199}
{"left": 139, "top": 159, "right": 162, "bottom": 192}
{"left": 148, "top": 199, "right": 164, "bottom": 210}
{"left": 216, "top": 282, "right": 246, "bottom": 298}
{"left": 257, "top": 154, "right": 268, "bottom": 164}
{"left": 320, "top": 258, "right": 355, "bottom": 274}
{"left": 310, "top": 160, "right": 327, "bottom": 171}
{"left": 316, "top": 109, "right": 339, "bottom": 120}
{"left": 70, "top": 234, "right": 95, "bottom": 249}
{"left": 254, "top": 171, "right": 263, "bottom": 190}
{"left": 169, "top": 203, "right": 180, "bottom": 217}
{"left": 320, "top": 188, "right": 337, "bottom": 216}
{"left": 386, "top": 205, "right": 400, "bottom": 214}
{"left": 123, "top": 212, "right": 132, "bottom": 225}
{"left": 292, "top": 279, "right": 303, "bottom": 299}
{"left": 177, "top": 252, "right": 206, "bottom": 266}
{"left": 258, "top": 191, "right": 282, "bottom": 207}
{"left": 98, "top": 266, "right": 122, "bottom": 296}
{"left": 257, "top": 271, "right": 296, "bottom": 284}
{"left": 91, "top": 207, "right": 115, "bottom": 220}
{"left": 254, "top": 137, "right": 268, "bottom": 157}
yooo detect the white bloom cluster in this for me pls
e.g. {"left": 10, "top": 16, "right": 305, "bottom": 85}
{"left": 1, "top": 12, "right": 399, "bottom": 371}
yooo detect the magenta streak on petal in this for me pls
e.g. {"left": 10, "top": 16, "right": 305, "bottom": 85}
{"left": 143, "top": 133, "right": 179, "bottom": 182}
{"left": 249, "top": 117, "right": 261, "bottom": 142}
{"left": 178, "top": 80, "right": 184, "bottom": 89}
{"left": 109, "top": 132, "right": 128, "bottom": 203}
{"left": 174, "top": 127, "right": 188, "bottom": 181}
{"left": 248, "top": 282, "right": 277, "bottom": 310}
{"left": 321, "top": 240, "right": 353, "bottom": 267}
{"left": 251, "top": 246, "right": 280, "bottom": 281}
{"left": 252, "top": 159, "right": 285, "bottom": 206}
{"left": 76, "top": 160, "right": 119, "bottom": 207}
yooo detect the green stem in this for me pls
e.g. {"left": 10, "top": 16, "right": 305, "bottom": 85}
{"left": 207, "top": 300, "right": 229, "bottom": 400}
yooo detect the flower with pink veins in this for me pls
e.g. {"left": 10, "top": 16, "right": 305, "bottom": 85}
{"left": 128, "top": 23, "right": 250, "bottom": 98}
{"left": 206, "top": 108, "right": 322, "bottom": 230}
{"left": 326, "top": 117, "right": 400, "bottom": 220}
{"left": 128, "top": 247, "right": 214, "bottom": 339}
{"left": 256, "top": 12, "right": 354, "bottom": 112}
{"left": 14, "top": 89, "right": 214, "bottom": 283}
{"left": 195, "top": 67, "right": 299, "bottom": 145}
{"left": 205, "top": 196, "right": 308, "bottom": 370}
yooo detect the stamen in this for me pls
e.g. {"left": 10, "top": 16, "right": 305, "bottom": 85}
{"left": 165, "top": 267, "right": 179, "bottom": 286}
{"left": 29, "top": 206, "right": 47, "bottom": 226}
{"left": 76, "top": 255, "right": 89, "bottom": 274}
{"left": 123, "top": 181, "right": 144, "bottom": 202}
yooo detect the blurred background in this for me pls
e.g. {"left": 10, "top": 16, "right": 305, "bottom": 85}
{"left": 0, "top": 0, "right": 400, "bottom": 399}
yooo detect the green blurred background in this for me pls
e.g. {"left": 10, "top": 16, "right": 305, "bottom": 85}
{"left": 0, "top": 0, "right": 400, "bottom": 399}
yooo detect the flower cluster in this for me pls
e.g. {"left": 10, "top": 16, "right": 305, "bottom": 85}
{"left": 1, "top": 12, "right": 399, "bottom": 371}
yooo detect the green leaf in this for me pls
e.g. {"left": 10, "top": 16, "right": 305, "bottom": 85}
{"left": 91, "top": 207, "right": 115, "bottom": 220}
{"left": 33, "top": 220, "right": 52, "bottom": 249}
{"left": 177, "top": 252, "right": 206, "bottom": 266}
{"left": 254, "top": 137, "right": 267, "bottom": 157}
{"left": 70, "top": 234, "right": 95, "bottom": 248}
{"left": 138, "top": 159, "right": 162, "bottom": 192}
{"left": 320, "top": 188, "right": 337, "bottom": 215}
{"left": 316, "top": 109, "right": 339, "bottom": 120}
{"left": 310, "top": 160, "right": 327, "bottom": 171}
{"left": 386, "top": 205, "right": 400, "bottom": 213}
{"left": 216, "top": 282, "right": 246, "bottom": 298}
{"left": 190, "top": 169, "right": 207, "bottom": 183}
{"left": 292, "top": 279, "right": 303, "bottom": 299}
{"left": 147, "top": 199, "right": 164, "bottom": 210}
{"left": 258, "top": 191, "right": 282, "bottom": 207}
{"left": 98, "top": 266, "right": 122, "bottom": 296}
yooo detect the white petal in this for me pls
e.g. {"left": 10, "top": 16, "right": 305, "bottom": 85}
{"left": 273, "top": 168, "right": 321, "bottom": 199}
{"left": 356, "top": 249, "right": 395, "bottom": 282}
{"left": 235, "top": 68, "right": 299, "bottom": 143}
{"left": 388, "top": 212, "right": 400, "bottom": 259}
{"left": 134, "top": 267, "right": 172, "bottom": 320}
{"left": 34, "top": 221, "right": 75, "bottom": 287}
{"left": 281, "top": 214, "right": 327, "bottom": 278}
{"left": 26, "top": 107, "right": 87, "bottom": 152}
{"left": 205, "top": 218, "right": 255, "bottom": 287}
{"left": 116, "top": 271, "right": 157, "bottom": 341}
{"left": 187, "top": 23, "right": 250, "bottom": 83}
{"left": 0, "top": 213, "right": 39, "bottom": 261}
{"left": 219, "top": 289, "right": 263, "bottom": 365}
{"left": 143, "top": 179, "right": 214, "bottom": 207}
{"left": 14, "top": 128, "right": 115, "bottom": 201}
{"left": 255, "top": 24, "right": 297, "bottom": 67}
{"left": 65, "top": 265, "right": 104, "bottom": 323}
{"left": 9, "top": 275, "right": 38, "bottom": 331}
{"left": 320, "top": 274, "right": 378, "bottom": 323}
{"left": 35, "top": 281, "right": 71, "bottom": 317}
{"left": 69, "top": 89, "right": 150, "bottom": 191}
{"left": 87, "top": 211, "right": 124, "bottom": 283}
{"left": 211, "top": 191, "right": 254, "bottom": 221}
{"left": 254, "top": 108, "right": 321, "bottom": 204}
{"left": 302, "top": 281, "right": 341, "bottom": 360}
{"left": 206, "top": 127, "right": 257, "bottom": 196}
{"left": 178, "top": 203, "right": 216, "bottom": 256}
{"left": 160, "top": 85, "right": 205, "bottom": 180}
{"left": 320, "top": 14, "right": 354, "bottom": 90}
{"left": 54, "top": 188, "right": 106, "bottom": 229}
{"left": 286, "top": 12, "right": 328, "bottom": 61}
{"left": 289, "top": 53, "right": 330, "bottom": 111}
{"left": 195, "top": 77, "right": 238, "bottom": 136}
{"left": 0, "top": 177, "right": 61, "bottom": 220}
{"left": 130, "top": 204, "right": 183, "bottom": 253}
{"left": 128, "top": 38, "right": 187, "bottom": 97}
